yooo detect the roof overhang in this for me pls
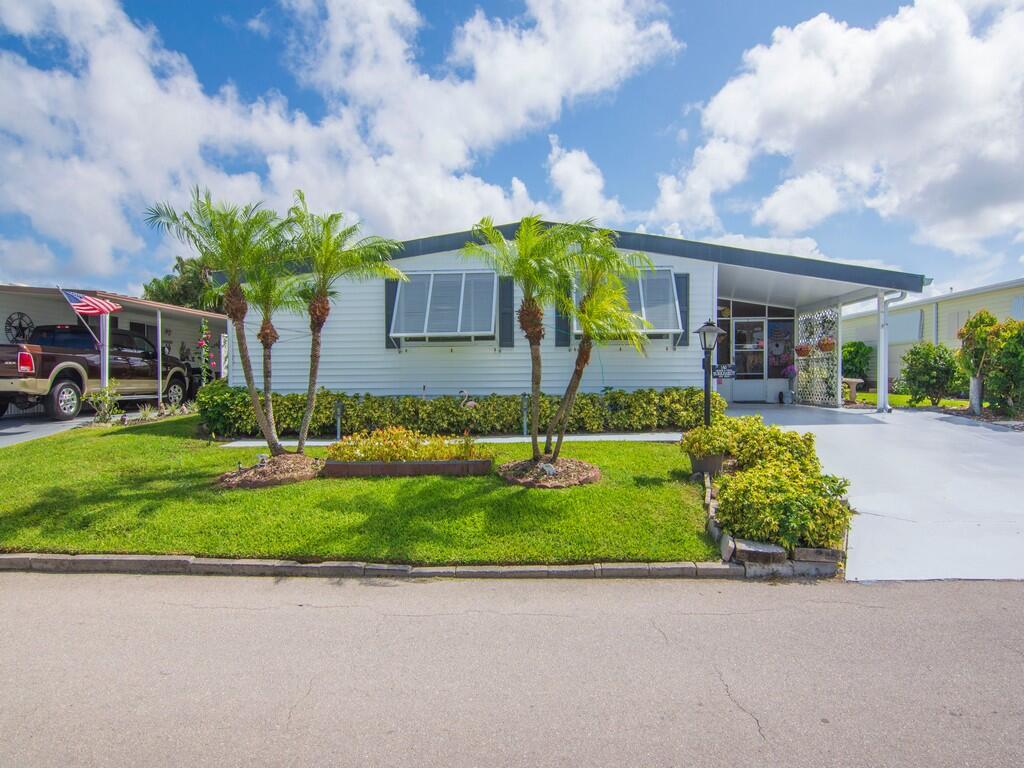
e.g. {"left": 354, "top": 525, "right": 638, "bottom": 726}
{"left": 396, "top": 222, "right": 927, "bottom": 302}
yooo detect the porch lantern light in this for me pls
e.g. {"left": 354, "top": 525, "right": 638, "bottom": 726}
{"left": 695, "top": 319, "right": 726, "bottom": 427}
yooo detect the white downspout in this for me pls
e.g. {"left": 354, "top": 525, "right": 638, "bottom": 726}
{"left": 877, "top": 289, "right": 907, "bottom": 413}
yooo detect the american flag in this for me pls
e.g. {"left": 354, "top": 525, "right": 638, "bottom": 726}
{"left": 60, "top": 289, "right": 122, "bottom": 316}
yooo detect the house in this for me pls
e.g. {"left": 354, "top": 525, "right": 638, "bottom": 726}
{"left": 842, "top": 276, "right": 1024, "bottom": 385}
{"left": 0, "top": 284, "right": 228, "bottom": 414}
{"left": 227, "top": 223, "right": 927, "bottom": 409}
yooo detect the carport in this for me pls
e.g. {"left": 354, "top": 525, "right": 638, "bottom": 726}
{"left": 1, "top": 285, "right": 227, "bottom": 417}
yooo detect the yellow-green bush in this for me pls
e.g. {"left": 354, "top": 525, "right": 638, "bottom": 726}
{"left": 716, "top": 461, "right": 850, "bottom": 551}
{"left": 325, "top": 426, "right": 489, "bottom": 462}
{"left": 722, "top": 414, "right": 820, "bottom": 472}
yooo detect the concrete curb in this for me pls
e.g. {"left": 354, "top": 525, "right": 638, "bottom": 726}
{"left": 0, "top": 553, "right": 741, "bottom": 580}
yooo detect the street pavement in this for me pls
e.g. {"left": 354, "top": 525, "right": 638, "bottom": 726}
{"left": 1, "top": 573, "right": 1021, "bottom": 767}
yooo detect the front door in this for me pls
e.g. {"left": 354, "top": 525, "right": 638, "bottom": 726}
{"left": 732, "top": 319, "right": 766, "bottom": 402}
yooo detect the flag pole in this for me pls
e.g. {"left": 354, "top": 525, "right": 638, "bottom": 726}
{"left": 56, "top": 285, "right": 101, "bottom": 346}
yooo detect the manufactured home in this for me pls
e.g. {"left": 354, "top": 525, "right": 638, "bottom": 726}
{"left": 228, "top": 224, "right": 927, "bottom": 409}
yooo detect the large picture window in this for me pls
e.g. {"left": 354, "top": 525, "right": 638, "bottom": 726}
{"left": 390, "top": 271, "right": 498, "bottom": 338}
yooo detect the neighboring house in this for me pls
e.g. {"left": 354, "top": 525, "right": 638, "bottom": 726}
{"left": 228, "top": 223, "right": 926, "bottom": 407}
{"left": 842, "top": 277, "right": 1024, "bottom": 384}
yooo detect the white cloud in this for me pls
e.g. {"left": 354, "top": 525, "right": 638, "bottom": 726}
{"left": 753, "top": 172, "right": 842, "bottom": 234}
{"left": 0, "top": 0, "right": 678, "bottom": 287}
{"left": 246, "top": 9, "right": 271, "bottom": 38}
{"left": 545, "top": 135, "right": 624, "bottom": 224}
{"left": 0, "top": 237, "right": 58, "bottom": 283}
{"left": 651, "top": 0, "right": 1024, "bottom": 254}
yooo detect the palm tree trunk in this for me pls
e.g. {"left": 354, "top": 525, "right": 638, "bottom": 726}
{"left": 529, "top": 341, "right": 542, "bottom": 461}
{"left": 231, "top": 317, "right": 283, "bottom": 454}
{"left": 296, "top": 323, "right": 324, "bottom": 454}
{"left": 551, "top": 336, "right": 592, "bottom": 463}
{"left": 257, "top": 318, "right": 284, "bottom": 456}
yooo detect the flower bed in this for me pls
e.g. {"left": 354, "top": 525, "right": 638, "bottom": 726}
{"left": 323, "top": 426, "right": 493, "bottom": 478}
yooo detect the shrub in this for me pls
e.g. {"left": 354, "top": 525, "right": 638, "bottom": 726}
{"left": 724, "top": 415, "right": 820, "bottom": 473}
{"left": 957, "top": 309, "right": 999, "bottom": 378}
{"left": 716, "top": 462, "right": 851, "bottom": 551}
{"left": 901, "top": 342, "right": 959, "bottom": 406}
{"left": 680, "top": 422, "right": 731, "bottom": 458}
{"left": 325, "top": 426, "right": 489, "bottom": 462}
{"left": 85, "top": 379, "right": 124, "bottom": 423}
{"left": 197, "top": 381, "right": 726, "bottom": 438}
{"left": 841, "top": 341, "right": 872, "bottom": 382}
{"left": 986, "top": 319, "right": 1024, "bottom": 415}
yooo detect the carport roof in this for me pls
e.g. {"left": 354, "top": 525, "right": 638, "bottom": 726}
{"left": 0, "top": 284, "right": 226, "bottom": 321}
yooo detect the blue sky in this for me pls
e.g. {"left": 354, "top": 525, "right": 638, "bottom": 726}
{"left": 1, "top": 0, "right": 1022, "bottom": 297}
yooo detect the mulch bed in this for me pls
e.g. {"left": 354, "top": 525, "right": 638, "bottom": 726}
{"left": 497, "top": 457, "right": 601, "bottom": 489}
{"left": 218, "top": 453, "right": 324, "bottom": 489}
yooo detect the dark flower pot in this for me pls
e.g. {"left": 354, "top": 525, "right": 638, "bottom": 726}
{"left": 688, "top": 453, "right": 724, "bottom": 477}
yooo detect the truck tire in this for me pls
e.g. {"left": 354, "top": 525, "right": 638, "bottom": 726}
{"left": 45, "top": 379, "right": 83, "bottom": 421}
{"left": 164, "top": 375, "right": 186, "bottom": 407}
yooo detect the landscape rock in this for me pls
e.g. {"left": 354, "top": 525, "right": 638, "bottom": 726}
{"left": 793, "top": 547, "right": 845, "bottom": 563}
{"left": 733, "top": 539, "right": 787, "bottom": 564}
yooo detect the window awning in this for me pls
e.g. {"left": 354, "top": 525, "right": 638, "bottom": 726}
{"left": 390, "top": 270, "right": 497, "bottom": 337}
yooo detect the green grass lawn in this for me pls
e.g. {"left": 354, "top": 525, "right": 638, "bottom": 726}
{"left": 0, "top": 417, "right": 715, "bottom": 564}
{"left": 855, "top": 392, "right": 970, "bottom": 409}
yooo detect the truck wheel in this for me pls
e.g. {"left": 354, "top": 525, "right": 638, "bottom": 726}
{"left": 165, "top": 376, "right": 186, "bottom": 407}
{"left": 45, "top": 379, "right": 83, "bottom": 421}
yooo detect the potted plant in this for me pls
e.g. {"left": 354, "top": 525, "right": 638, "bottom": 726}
{"left": 795, "top": 343, "right": 812, "bottom": 358}
{"left": 680, "top": 422, "right": 731, "bottom": 476}
{"left": 817, "top": 335, "right": 836, "bottom": 352}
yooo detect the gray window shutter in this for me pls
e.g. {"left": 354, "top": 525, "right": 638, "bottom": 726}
{"left": 384, "top": 279, "right": 400, "bottom": 349}
{"left": 673, "top": 273, "right": 690, "bottom": 347}
{"left": 498, "top": 277, "right": 515, "bottom": 348}
{"left": 555, "top": 306, "right": 571, "bottom": 347}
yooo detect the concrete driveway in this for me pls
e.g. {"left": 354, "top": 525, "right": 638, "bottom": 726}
{"left": 732, "top": 405, "right": 1024, "bottom": 581}
{"left": 0, "top": 413, "right": 91, "bottom": 448}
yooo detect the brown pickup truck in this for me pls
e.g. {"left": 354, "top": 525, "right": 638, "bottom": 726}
{"left": 0, "top": 324, "right": 190, "bottom": 420}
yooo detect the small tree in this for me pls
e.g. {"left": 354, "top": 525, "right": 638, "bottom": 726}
{"left": 985, "top": 319, "right": 1024, "bottom": 416}
{"left": 146, "top": 187, "right": 283, "bottom": 453}
{"left": 241, "top": 252, "right": 300, "bottom": 452}
{"left": 287, "top": 191, "right": 405, "bottom": 454}
{"left": 543, "top": 227, "right": 649, "bottom": 462}
{"left": 902, "top": 341, "right": 958, "bottom": 406}
{"left": 841, "top": 341, "right": 871, "bottom": 382}
{"left": 957, "top": 309, "right": 998, "bottom": 414}
{"left": 462, "top": 217, "right": 575, "bottom": 462}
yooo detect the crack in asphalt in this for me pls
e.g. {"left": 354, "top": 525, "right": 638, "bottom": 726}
{"left": 715, "top": 666, "right": 766, "bottom": 742}
{"left": 285, "top": 676, "right": 316, "bottom": 731}
{"left": 650, "top": 618, "right": 669, "bottom": 644}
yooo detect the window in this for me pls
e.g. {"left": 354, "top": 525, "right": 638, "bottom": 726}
{"left": 622, "top": 269, "right": 681, "bottom": 333}
{"left": 390, "top": 271, "right": 498, "bottom": 338}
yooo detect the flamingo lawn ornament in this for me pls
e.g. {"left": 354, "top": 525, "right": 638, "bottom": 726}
{"left": 459, "top": 390, "right": 478, "bottom": 409}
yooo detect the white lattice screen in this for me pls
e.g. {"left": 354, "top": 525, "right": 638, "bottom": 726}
{"left": 795, "top": 306, "right": 840, "bottom": 407}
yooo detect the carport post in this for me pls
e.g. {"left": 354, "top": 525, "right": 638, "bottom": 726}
{"left": 877, "top": 291, "right": 889, "bottom": 413}
{"left": 99, "top": 313, "right": 109, "bottom": 389}
{"left": 156, "top": 309, "right": 163, "bottom": 407}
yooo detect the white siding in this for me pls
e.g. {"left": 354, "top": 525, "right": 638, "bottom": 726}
{"left": 229, "top": 249, "right": 715, "bottom": 395}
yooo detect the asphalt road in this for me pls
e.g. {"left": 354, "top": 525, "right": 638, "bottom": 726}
{"left": 2, "top": 574, "right": 1022, "bottom": 767}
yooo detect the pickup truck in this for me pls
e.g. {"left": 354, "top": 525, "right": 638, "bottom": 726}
{"left": 0, "top": 324, "right": 191, "bottom": 420}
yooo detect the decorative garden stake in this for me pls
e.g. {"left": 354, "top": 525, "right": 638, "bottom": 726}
{"left": 695, "top": 319, "right": 726, "bottom": 427}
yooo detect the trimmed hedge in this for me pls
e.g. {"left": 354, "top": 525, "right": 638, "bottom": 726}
{"left": 196, "top": 379, "right": 727, "bottom": 437}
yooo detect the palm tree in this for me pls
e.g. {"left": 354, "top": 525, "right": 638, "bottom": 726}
{"left": 242, "top": 252, "right": 300, "bottom": 452}
{"left": 287, "top": 190, "right": 405, "bottom": 454}
{"left": 145, "top": 187, "right": 284, "bottom": 453}
{"left": 544, "top": 227, "right": 650, "bottom": 463}
{"left": 462, "top": 216, "right": 576, "bottom": 462}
